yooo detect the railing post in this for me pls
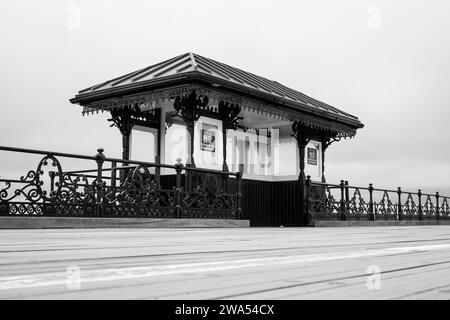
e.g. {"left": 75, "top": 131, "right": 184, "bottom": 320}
{"left": 49, "top": 171, "right": 55, "bottom": 195}
{"left": 418, "top": 189, "right": 423, "bottom": 221}
{"left": 175, "top": 158, "right": 183, "bottom": 219}
{"left": 368, "top": 183, "right": 374, "bottom": 221}
{"left": 111, "top": 161, "right": 117, "bottom": 191}
{"left": 397, "top": 187, "right": 402, "bottom": 221}
{"left": 155, "top": 155, "right": 161, "bottom": 188}
{"left": 436, "top": 192, "right": 440, "bottom": 220}
{"left": 236, "top": 172, "right": 242, "bottom": 220}
{"left": 345, "top": 180, "right": 350, "bottom": 213}
{"left": 95, "top": 148, "right": 105, "bottom": 217}
{"left": 340, "top": 180, "right": 346, "bottom": 221}
{"left": 305, "top": 175, "right": 311, "bottom": 225}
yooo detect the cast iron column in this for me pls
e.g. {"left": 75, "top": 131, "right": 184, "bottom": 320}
{"left": 222, "top": 124, "right": 228, "bottom": 172}
{"left": 219, "top": 101, "right": 242, "bottom": 172}
{"left": 108, "top": 107, "right": 134, "bottom": 182}
{"left": 292, "top": 121, "right": 312, "bottom": 226}
{"left": 292, "top": 121, "right": 310, "bottom": 183}
{"left": 186, "top": 123, "right": 196, "bottom": 167}
{"left": 172, "top": 90, "right": 209, "bottom": 168}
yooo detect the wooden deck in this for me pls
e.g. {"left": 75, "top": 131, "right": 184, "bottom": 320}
{"left": 0, "top": 226, "right": 449, "bottom": 299}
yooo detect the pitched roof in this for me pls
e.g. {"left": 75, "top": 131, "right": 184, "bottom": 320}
{"left": 72, "top": 53, "right": 362, "bottom": 128}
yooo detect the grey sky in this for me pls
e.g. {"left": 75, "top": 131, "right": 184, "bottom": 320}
{"left": 0, "top": 0, "right": 449, "bottom": 194}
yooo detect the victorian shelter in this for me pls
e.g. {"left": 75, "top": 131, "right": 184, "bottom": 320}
{"left": 69, "top": 53, "right": 363, "bottom": 226}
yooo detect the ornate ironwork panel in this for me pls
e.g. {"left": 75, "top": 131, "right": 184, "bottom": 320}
{"left": 440, "top": 197, "right": 450, "bottom": 220}
{"left": 402, "top": 193, "right": 419, "bottom": 219}
{"left": 181, "top": 173, "right": 237, "bottom": 219}
{"left": 346, "top": 188, "right": 370, "bottom": 220}
{"left": 374, "top": 191, "right": 397, "bottom": 220}
{"left": 102, "top": 165, "right": 176, "bottom": 218}
{"left": 422, "top": 195, "right": 436, "bottom": 219}
{"left": 0, "top": 155, "right": 96, "bottom": 217}
{"left": 309, "top": 185, "right": 341, "bottom": 220}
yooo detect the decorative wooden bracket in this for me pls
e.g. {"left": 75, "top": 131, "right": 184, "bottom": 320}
{"left": 171, "top": 90, "right": 210, "bottom": 167}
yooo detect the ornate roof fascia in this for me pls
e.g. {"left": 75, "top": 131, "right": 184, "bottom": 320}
{"left": 81, "top": 84, "right": 359, "bottom": 137}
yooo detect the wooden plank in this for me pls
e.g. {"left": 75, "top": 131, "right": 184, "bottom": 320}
{"left": 0, "top": 226, "right": 449, "bottom": 299}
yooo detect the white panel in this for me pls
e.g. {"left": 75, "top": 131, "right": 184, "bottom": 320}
{"left": 164, "top": 123, "right": 187, "bottom": 165}
{"left": 304, "top": 140, "right": 322, "bottom": 182}
{"left": 131, "top": 126, "right": 157, "bottom": 162}
{"left": 194, "top": 116, "right": 223, "bottom": 171}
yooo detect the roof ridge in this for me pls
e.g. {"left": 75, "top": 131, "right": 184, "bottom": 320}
{"left": 188, "top": 52, "right": 198, "bottom": 71}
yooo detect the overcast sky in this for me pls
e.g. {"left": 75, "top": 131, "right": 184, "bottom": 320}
{"left": 0, "top": 0, "right": 449, "bottom": 194}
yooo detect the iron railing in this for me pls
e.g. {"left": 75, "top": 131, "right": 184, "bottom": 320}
{"left": 305, "top": 176, "right": 450, "bottom": 222}
{"left": 0, "top": 146, "right": 242, "bottom": 219}
{"left": 1, "top": 145, "right": 448, "bottom": 224}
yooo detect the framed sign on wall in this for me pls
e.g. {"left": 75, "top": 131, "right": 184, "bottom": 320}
{"left": 307, "top": 147, "right": 318, "bottom": 165}
{"left": 200, "top": 126, "right": 217, "bottom": 152}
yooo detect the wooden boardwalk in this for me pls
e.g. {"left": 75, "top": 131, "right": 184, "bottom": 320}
{"left": 0, "top": 226, "right": 449, "bottom": 299}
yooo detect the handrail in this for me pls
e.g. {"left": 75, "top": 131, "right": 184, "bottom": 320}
{"left": 0, "top": 145, "right": 96, "bottom": 161}
{"left": 310, "top": 180, "right": 449, "bottom": 198}
{"left": 0, "top": 145, "right": 239, "bottom": 177}
{"left": 62, "top": 166, "right": 137, "bottom": 175}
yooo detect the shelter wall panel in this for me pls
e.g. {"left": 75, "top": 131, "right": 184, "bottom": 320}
{"left": 241, "top": 179, "right": 301, "bottom": 227}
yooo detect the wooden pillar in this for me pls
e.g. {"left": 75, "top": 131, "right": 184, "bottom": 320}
{"left": 222, "top": 124, "right": 229, "bottom": 172}
{"left": 108, "top": 107, "right": 134, "bottom": 182}
{"left": 159, "top": 109, "right": 166, "bottom": 165}
{"left": 322, "top": 148, "right": 327, "bottom": 183}
{"left": 321, "top": 143, "right": 326, "bottom": 183}
{"left": 155, "top": 108, "right": 162, "bottom": 163}
{"left": 218, "top": 101, "right": 242, "bottom": 172}
{"left": 186, "top": 123, "right": 196, "bottom": 167}
{"left": 298, "top": 142, "right": 307, "bottom": 182}
{"left": 172, "top": 90, "right": 209, "bottom": 168}
{"left": 292, "top": 122, "right": 310, "bottom": 183}
{"left": 122, "top": 132, "right": 131, "bottom": 161}
{"left": 292, "top": 121, "right": 326, "bottom": 226}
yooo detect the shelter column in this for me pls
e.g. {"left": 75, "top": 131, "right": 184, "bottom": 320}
{"left": 172, "top": 90, "right": 209, "bottom": 167}
{"left": 159, "top": 109, "right": 166, "bottom": 165}
{"left": 219, "top": 101, "right": 242, "bottom": 172}
{"left": 222, "top": 125, "right": 228, "bottom": 172}
{"left": 108, "top": 107, "right": 134, "bottom": 180}
{"left": 292, "top": 121, "right": 312, "bottom": 183}
{"left": 292, "top": 121, "right": 323, "bottom": 226}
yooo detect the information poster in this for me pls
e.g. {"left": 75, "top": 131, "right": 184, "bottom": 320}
{"left": 307, "top": 147, "right": 317, "bottom": 165}
{"left": 200, "top": 127, "right": 216, "bottom": 152}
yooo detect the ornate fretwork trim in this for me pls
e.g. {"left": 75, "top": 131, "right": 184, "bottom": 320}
{"left": 82, "top": 86, "right": 195, "bottom": 115}
{"left": 292, "top": 118, "right": 356, "bottom": 139}
{"left": 292, "top": 121, "right": 320, "bottom": 147}
{"left": 108, "top": 107, "right": 134, "bottom": 136}
{"left": 108, "top": 106, "right": 159, "bottom": 135}
{"left": 82, "top": 84, "right": 359, "bottom": 137}
{"left": 219, "top": 101, "right": 242, "bottom": 130}
{"left": 172, "top": 90, "right": 209, "bottom": 126}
